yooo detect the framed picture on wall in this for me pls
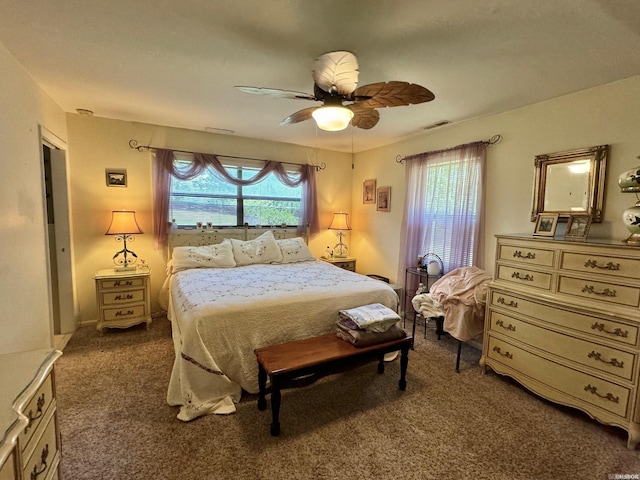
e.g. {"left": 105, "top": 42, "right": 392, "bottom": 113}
{"left": 363, "top": 179, "right": 376, "bottom": 204}
{"left": 533, "top": 213, "right": 559, "bottom": 236}
{"left": 106, "top": 169, "right": 127, "bottom": 187}
{"left": 376, "top": 186, "right": 391, "bottom": 212}
{"left": 565, "top": 214, "right": 592, "bottom": 240}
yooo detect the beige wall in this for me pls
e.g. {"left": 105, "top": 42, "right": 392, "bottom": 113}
{"left": 66, "top": 116, "right": 353, "bottom": 323}
{"left": 352, "top": 75, "right": 640, "bottom": 284}
{"left": 0, "top": 43, "right": 68, "bottom": 353}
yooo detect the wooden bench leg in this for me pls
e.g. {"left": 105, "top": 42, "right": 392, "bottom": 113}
{"left": 270, "top": 379, "right": 281, "bottom": 436}
{"left": 399, "top": 345, "right": 409, "bottom": 391}
{"left": 455, "top": 340, "right": 462, "bottom": 373}
{"left": 257, "top": 364, "right": 267, "bottom": 411}
{"left": 377, "top": 354, "right": 385, "bottom": 374}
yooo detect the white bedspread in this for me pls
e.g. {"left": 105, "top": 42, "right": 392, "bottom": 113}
{"left": 165, "top": 260, "right": 398, "bottom": 421}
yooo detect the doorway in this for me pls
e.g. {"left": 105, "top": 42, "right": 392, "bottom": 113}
{"left": 40, "top": 126, "right": 77, "bottom": 336}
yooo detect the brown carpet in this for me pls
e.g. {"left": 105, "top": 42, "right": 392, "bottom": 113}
{"left": 56, "top": 316, "right": 640, "bottom": 480}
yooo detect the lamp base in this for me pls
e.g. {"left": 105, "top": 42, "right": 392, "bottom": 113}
{"left": 115, "top": 265, "right": 137, "bottom": 272}
{"left": 624, "top": 234, "right": 640, "bottom": 245}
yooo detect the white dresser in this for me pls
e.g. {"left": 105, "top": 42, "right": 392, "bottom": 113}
{"left": 480, "top": 234, "right": 640, "bottom": 449}
{"left": 0, "top": 350, "right": 62, "bottom": 480}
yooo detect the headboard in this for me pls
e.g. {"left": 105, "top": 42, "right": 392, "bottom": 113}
{"left": 168, "top": 223, "right": 310, "bottom": 256}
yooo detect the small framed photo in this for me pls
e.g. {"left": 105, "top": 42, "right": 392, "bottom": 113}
{"left": 533, "top": 213, "right": 559, "bottom": 236}
{"left": 376, "top": 186, "right": 391, "bottom": 212}
{"left": 363, "top": 179, "right": 376, "bottom": 204}
{"left": 106, "top": 169, "right": 127, "bottom": 187}
{"left": 565, "top": 214, "right": 592, "bottom": 240}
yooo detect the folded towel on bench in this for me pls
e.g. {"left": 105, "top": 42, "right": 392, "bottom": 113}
{"left": 336, "top": 323, "right": 406, "bottom": 347}
{"left": 338, "top": 303, "right": 401, "bottom": 333}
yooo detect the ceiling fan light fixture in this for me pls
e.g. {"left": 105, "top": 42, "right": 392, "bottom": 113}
{"left": 312, "top": 106, "right": 354, "bottom": 131}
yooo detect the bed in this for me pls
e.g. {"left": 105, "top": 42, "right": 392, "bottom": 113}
{"left": 161, "top": 226, "right": 399, "bottom": 421}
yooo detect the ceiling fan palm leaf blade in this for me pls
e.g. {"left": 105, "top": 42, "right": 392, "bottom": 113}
{"left": 236, "top": 86, "right": 316, "bottom": 100}
{"left": 348, "top": 105, "right": 380, "bottom": 129}
{"left": 354, "top": 81, "right": 435, "bottom": 108}
{"left": 311, "top": 51, "right": 359, "bottom": 96}
{"left": 280, "top": 107, "right": 318, "bottom": 126}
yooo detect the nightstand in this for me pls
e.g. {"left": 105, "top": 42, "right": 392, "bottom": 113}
{"left": 94, "top": 269, "right": 151, "bottom": 333}
{"left": 320, "top": 256, "right": 356, "bottom": 272}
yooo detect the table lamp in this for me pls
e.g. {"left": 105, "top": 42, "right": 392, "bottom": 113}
{"left": 105, "top": 210, "right": 143, "bottom": 270}
{"left": 328, "top": 212, "right": 351, "bottom": 258}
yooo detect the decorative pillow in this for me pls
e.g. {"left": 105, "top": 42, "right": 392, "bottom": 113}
{"left": 275, "top": 237, "right": 315, "bottom": 264}
{"left": 171, "top": 239, "right": 236, "bottom": 272}
{"left": 230, "top": 230, "right": 283, "bottom": 266}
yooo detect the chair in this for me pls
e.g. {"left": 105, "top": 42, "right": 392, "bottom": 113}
{"left": 411, "top": 266, "right": 492, "bottom": 372}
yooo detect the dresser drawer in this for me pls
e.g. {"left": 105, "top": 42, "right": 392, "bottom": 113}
{"left": 558, "top": 275, "right": 640, "bottom": 308}
{"left": 19, "top": 373, "right": 54, "bottom": 454}
{"left": 101, "top": 288, "right": 145, "bottom": 305}
{"left": 496, "top": 264, "right": 553, "bottom": 290}
{"left": 98, "top": 277, "right": 145, "bottom": 290}
{"left": 489, "top": 290, "right": 639, "bottom": 346}
{"left": 488, "top": 311, "right": 636, "bottom": 381}
{"left": 560, "top": 251, "right": 640, "bottom": 281}
{"left": 103, "top": 304, "right": 146, "bottom": 321}
{"left": 498, "top": 243, "right": 555, "bottom": 267}
{"left": 22, "top": 411, "right": 58, "bottom": 480}
{"left": 487, "top": 336, "right": 630, "bottom": 418}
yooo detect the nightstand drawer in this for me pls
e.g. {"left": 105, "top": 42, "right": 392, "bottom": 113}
{"left": 103, "top": 304, "right": 146, "bottom": 321}
{"left": 98, "top": 277, "right": 145, "bottom": 289}
{"left": 101, "top": 288, "right": 145, "bottom": 305}
{"left": 336, "top": 260, "right": 356, "bottom": 271}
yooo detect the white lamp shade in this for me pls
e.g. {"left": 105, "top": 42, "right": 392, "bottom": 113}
{"left": 312, "top": 106, "right": 354, "bottom": 131}
{"left": 328, "top": 212, "right": 351, "bottom": 230}
{"left": 105, "top": 210, "right": 143, "bottom": 235}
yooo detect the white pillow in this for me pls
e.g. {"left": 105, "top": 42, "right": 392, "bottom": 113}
{"left": 230, "top": 230, "right": 283, "bottom": 266}
{"left": 276, "top": 237, "right": 315, "bottom": 264}
{"left": 171, "top": 239, "right": 236, "bottom": 272}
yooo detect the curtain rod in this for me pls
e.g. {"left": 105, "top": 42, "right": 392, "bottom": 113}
{"left": 128, "top": 139, "right": 326, "bottom": 171}
{"left": 395, "top": 134, "right": 502, "bottom": 164}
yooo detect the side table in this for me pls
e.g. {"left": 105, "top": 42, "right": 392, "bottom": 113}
{"left": 94, "top": 269, "right": 152, "bottom": 333}
{"left": 404, "top": 267, "right": 444, "bottom": 347}
{"left": 319, "top": 256, "right": 356, "bottom": 272}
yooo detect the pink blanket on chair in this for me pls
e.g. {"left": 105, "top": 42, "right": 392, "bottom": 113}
{"left": 428, "top": 266, "right": 492, "bottom": 342}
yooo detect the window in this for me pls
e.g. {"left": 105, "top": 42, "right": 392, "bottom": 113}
{"left": 398, "top": 142, "right": 486, "bottom": 277}
{"left": 417, "top": 157, "right": 481, "bottom": 270}
{"left": 169, "top": 160, "right": 302, "bottom": 227}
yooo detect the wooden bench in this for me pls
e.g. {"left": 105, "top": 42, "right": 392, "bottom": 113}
{"left": 254, "top": 333, "right": 412, "bottom": 436}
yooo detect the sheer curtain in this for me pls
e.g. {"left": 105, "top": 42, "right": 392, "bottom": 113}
{"left": 152, "top": 148, "right": 319, "bottom": 249}
{"left": 397, "top": 141, "right": 487, "bottom": 281}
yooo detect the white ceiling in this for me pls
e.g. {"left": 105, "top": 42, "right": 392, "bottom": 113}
{"left": 1, "top": 0, "right": 640, "bottom": 153}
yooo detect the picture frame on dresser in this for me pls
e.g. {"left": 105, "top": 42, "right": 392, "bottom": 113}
{"left": 564, "top": 214, "right": 592, "bottom": 241}
{"left": 533, "top": 213, "right": 559, "bottom": 236}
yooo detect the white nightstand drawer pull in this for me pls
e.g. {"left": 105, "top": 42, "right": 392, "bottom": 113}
{"left": 492, "top": 346, "right": 513, "bottom": 359}
{"left": 496, "top": 296, "right": 518, "bottom": 308}
{"left": 114, "top": 293, "right": 134, "bottom": 301}
{"left": 115, "top": 309, "right": 135, "bottom": 317}
{"left": 513, "top": 250, "right": 535, "bottom": 260}
{"left": 511, "top": 271, "right": 534, "bottom": 281}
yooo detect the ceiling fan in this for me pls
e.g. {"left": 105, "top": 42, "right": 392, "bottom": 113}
{"left": 236, "top": 51, "right": 435, "bottom": 131}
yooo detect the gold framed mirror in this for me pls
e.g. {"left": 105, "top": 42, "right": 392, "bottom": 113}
{"left": 531, "top": 145, "right": 608, "bottom": 222}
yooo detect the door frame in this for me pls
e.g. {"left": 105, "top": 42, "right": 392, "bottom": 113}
{"left": 39, "top": 125, "right": 78, "bottom": 335}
